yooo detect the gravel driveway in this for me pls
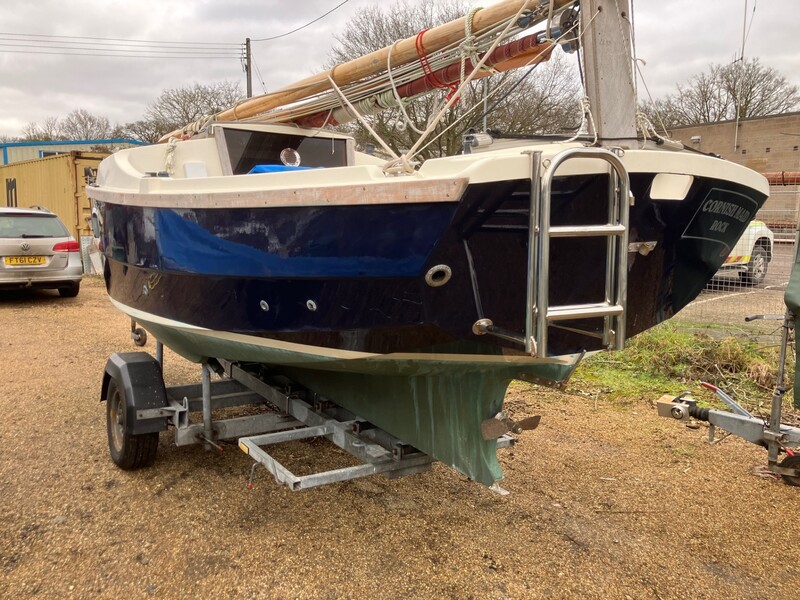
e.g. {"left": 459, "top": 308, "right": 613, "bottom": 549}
{"left": 1, "top": 277, "right": 799, "bottom": 599}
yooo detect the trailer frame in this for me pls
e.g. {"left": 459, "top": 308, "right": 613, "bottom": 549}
{"left": 657, "top": 312, "right": 800, "bottom": 486}
{"left": 101, "top": 340, "right": 515, "bottom": 492}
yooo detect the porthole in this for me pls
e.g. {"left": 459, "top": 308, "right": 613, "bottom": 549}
{"left": 425, "top": 264, "right": 452, "bottom": 287}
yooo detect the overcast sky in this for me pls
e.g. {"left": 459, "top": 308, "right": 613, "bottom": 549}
{"left": 1, "top": 0, "right": 798, "bottom": 139}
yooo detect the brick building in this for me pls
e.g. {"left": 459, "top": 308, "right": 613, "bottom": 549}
{"left": 669, "top": 112, "right": 800, "bottom": 221}
{"left": 669, "top": 111, "right": 800, "bottom": 173}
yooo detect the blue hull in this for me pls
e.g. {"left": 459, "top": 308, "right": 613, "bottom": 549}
{"left": 99, "top": 175, "right": 768, "bottom": 358}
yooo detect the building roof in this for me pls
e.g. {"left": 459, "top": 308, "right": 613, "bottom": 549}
{"left": 1, "top": 138, "right": 146, "bottom": 165}
{"left": 0, "top": 137, "right": 144, "bottom": 149}
{"left": 670, "top": 110, "right": 800, "bottom": 131}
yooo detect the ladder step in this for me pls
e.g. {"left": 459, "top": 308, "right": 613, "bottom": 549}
{"left": 549, "top": 224, "right": 626, "bottom": 238}
{"left": 547, "top": 302, "right": 624, "bottom": 321}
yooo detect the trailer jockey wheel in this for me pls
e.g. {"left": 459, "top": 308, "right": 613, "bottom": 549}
{"left": 106, "top": 378, "right": 158, "bottom": 470}
{"left": 779, "top": 454, "right": 800, "bottom": 487}
{"left": 132, "top": 327, "right": 148, "bottom": 347}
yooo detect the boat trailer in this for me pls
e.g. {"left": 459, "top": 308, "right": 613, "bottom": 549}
{"left": 101, "top": 341, "right": 515, "bottom": 492}
{"left": 657, "top": 313, "right": 800, "bottom": 486}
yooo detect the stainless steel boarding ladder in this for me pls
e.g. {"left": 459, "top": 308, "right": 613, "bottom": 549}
{"left": 525, "top": 147, "right": 631, "bottom": 357}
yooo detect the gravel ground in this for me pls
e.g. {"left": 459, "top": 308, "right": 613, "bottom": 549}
{"left": 1, "top": 277, "right": 799, "bottom": 599}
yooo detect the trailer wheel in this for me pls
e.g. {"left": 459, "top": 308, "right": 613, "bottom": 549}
{"left": 132, "top": 327, "right": 147, "bottom": 347}
{"left": 106, "top": 378, "right": 158, "bottom": 470}
{"left": 779, "top": 454, "right": 800, "bottom": 487}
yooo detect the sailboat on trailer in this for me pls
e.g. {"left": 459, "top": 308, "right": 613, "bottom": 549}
{"left": 90, "top": 0, "right": 769, "bottom": 487}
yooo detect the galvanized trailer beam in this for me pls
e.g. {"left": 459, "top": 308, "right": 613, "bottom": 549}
{"left": 657, "top": 393, "right": 800, "bottom": 481}
{"left": 124, "top": 352, "right": 517, "bottom": 490}
{"left": 239, "top": 427, "right": 434, "bottom": 491}
{"left": 223, "top": 360, "right": 517, "bottom": 491}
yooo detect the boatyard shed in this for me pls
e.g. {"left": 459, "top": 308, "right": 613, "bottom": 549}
{"left": 1, "top": 151, "right": 106, "bottom": 242}
{"left": 0, "top": 138, "right": 143, "bottom": 165}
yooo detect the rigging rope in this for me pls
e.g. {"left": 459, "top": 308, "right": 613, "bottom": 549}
{"left": 424, "top": 12, "right": 585, "bottom": 157}
{"left": 326, "top": 74, "right": 401, "bottom": 162}
{"left": 385, "top": 1, "right": 533, "bottom": 174}
{"left": 234, "top": 6, "right": 531, "bottom": 129}
{"left": 544, "top": 0, "right": 556, "bottom": 41}
{"left": 387, "top": 41, "right": 425, "bottom": 135}
{"left": 459, "top": 6, "right": 492, "bottom": 87}
{"left": 164, "top": 137, "right": 178, "bottom": 174}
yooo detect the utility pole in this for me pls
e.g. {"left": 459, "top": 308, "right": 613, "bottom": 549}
{"left": 733, "top": 0, "right": 748, "bottom": 152}
{"left": 245, "top": 37, "right": 253, "bottom": 98}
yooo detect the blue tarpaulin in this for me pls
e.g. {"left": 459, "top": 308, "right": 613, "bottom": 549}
{"left": 248, "top": 165, "right": 313, "bottom": 174}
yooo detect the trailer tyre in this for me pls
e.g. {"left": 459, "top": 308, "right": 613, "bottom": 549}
{"left": 106, "top": 378, "right": 158, "bottom": 470}
{"left": 779, "top": 454, "right": 800, "bottom": 487}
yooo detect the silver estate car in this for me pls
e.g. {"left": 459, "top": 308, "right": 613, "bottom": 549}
{"left": 0, "top": 207, "right": 83, "bottom": 297}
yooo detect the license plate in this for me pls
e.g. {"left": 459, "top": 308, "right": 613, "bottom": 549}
{"left": 4, "top": 256, "right": 46, "bottom": 266}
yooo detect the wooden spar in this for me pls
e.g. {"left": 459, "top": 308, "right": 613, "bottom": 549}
{"left": 293, "top": 34, "right": 555, "bottom": 129}
{"left": 159, "top": 0, "right": 575, "bottom": 141}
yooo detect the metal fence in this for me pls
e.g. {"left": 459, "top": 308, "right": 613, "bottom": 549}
{"left": 673, "top": 187, "right": 800, "bottom": 340}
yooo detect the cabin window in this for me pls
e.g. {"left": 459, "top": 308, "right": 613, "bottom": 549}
{"left": 766, "top": 147, "right": 771, "bottom": 153}
{"left": 794, "top": 146, "right": 798, "bottom": 152}
{"left": 741, "top": 149, "right": 747, "bottom": 155}
{"left": 218, "top": 127, "right": 350, "bottom": 175}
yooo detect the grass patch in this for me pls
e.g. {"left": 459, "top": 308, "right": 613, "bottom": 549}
{"left": 569, "top": 322, "right": 788, "bottom": 405}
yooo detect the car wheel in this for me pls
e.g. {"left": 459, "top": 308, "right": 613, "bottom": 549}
{"left": 740, "top": 246, "right": 768, "bottom": 286}
{"left": 106, "top": 378, "right": 159, "bottom": 470}
{"left": 58, "top": 282, "right": 80, "bottom": 298}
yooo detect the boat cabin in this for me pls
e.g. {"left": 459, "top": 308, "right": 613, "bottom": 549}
{"left": 213, "top": 123, "right": 357, "bottom": 175}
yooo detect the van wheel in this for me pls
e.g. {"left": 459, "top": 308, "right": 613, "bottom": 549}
{"left": 740, "top": 246, "right": 768, "bottom": 286}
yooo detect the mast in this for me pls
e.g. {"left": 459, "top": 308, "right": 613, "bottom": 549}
{"left": 579, "top": 0, "right": 637, "bottom": 146}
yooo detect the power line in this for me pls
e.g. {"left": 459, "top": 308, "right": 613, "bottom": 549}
{"left": 0, "top": 31, "right": 240, "bottom": 47}
{"left": 0, "top": 49, "right": 240, "bottom": 59}
{"left": 0, "top": 41, "right": 240, "bottom": 56}
{"left": 0, "top": 1, "right": 354, "bottom": 63}
{"left": 253, "top": 55, "right": 269, "bottom": 94}
{"left": 251, "top": 0, "right": 350, "bottom": 42}
{"left": 0, "top": 36, "right": 242, "bottom": 52}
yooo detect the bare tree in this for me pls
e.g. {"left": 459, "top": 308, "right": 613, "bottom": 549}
{"left": 118, "top": 119, "right": 168, "bottom": 144}
{"left": 22, "top": 116, "right": 63, "bottom": 141}
{"left": 486, "top": 51, "right": 581, "bottom": 135}
{"left": 143, "top": 81, "right": 243, "bottom": 136}
{"left": 638, "top": 97, "right": 683, "bottom": 130}
{"left": 674, "top": 67, "right": 733, "bottom": 125}
{"left": 641, "top": 58, "right": 799, "bottom": 127}
{"left": 59, "top": 109, "right": 111, "bottom": 140}
{"left": 13, "top": 81, "right": 243, "bottom": 145}
{"left": 721, "top": 58, "right": 800, "bottom": 119}
{"left": 328, "top": 0, "right": 580, "bottom": 158}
